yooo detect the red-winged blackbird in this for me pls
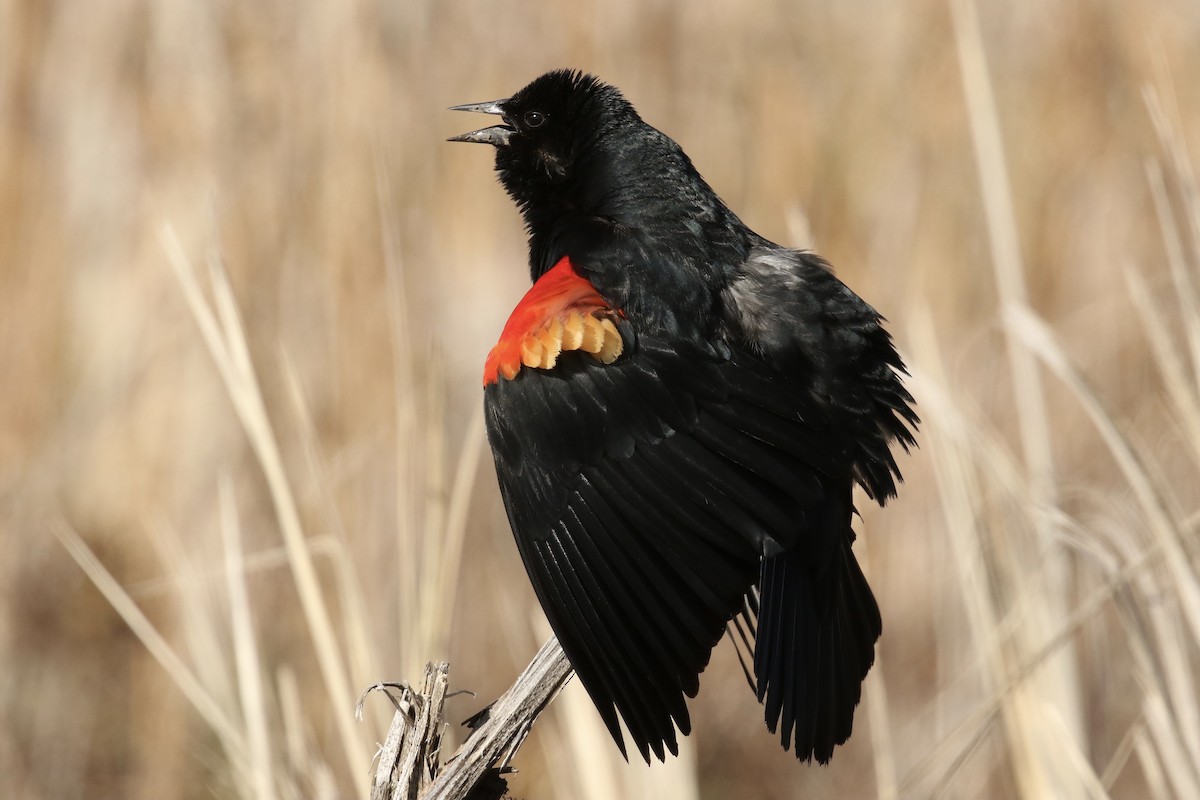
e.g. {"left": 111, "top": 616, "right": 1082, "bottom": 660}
{"left": 450, "top": 70, "right": 917, "bottom": 765}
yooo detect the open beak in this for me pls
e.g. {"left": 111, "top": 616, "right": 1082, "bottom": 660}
{"left": 448, "top": 99, "right": 513, "bottom": 147}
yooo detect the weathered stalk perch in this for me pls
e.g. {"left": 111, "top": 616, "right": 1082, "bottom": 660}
{"left": 365, "top": 638, "right": 572, "bottom": 800}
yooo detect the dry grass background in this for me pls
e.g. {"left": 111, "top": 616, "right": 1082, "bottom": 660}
{"left": 3, "top": 0, "right": 1200, "bottom": 797}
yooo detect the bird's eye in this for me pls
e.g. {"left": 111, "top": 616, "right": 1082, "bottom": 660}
{"left": 523, "top": 110, "right": 547, "bottom": 129}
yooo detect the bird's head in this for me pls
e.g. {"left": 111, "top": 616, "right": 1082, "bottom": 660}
{"left": 449, "top": 70, "right": 644, "bottom": 218}
{"left": 451, "top": 70, "right": 748, "bottom": 295}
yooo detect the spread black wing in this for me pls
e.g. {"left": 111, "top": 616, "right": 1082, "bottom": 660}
{"left": 484, "top": 327, "right": 870, "bottom": 761}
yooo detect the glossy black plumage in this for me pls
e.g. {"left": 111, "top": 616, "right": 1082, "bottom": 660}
{"left": 452, "top": 69, "right": 918, "bottom": 764}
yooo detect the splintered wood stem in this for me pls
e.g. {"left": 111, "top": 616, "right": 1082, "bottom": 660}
{"left": 367, "top": 638, "right": 574, "bottom": 800}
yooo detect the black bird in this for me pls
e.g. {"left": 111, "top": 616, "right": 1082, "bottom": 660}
{"left": 450, "top": 70, "right": 917, "bottom": 764}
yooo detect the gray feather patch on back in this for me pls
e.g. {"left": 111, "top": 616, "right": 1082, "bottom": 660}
{"left": 721, "top": 246, "right": 836, "bottom": 358}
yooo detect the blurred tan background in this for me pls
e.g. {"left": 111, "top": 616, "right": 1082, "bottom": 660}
{"left": 4, "top": 0, "right": 1200, "bottom": 797}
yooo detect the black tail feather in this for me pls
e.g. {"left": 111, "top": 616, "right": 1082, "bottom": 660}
{"left": 753, "top": 538, "right": 881, "bottom": 763}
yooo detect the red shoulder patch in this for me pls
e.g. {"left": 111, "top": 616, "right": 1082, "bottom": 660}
{"left": 484, "top": 257, "right": 624, "bottom": 385}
